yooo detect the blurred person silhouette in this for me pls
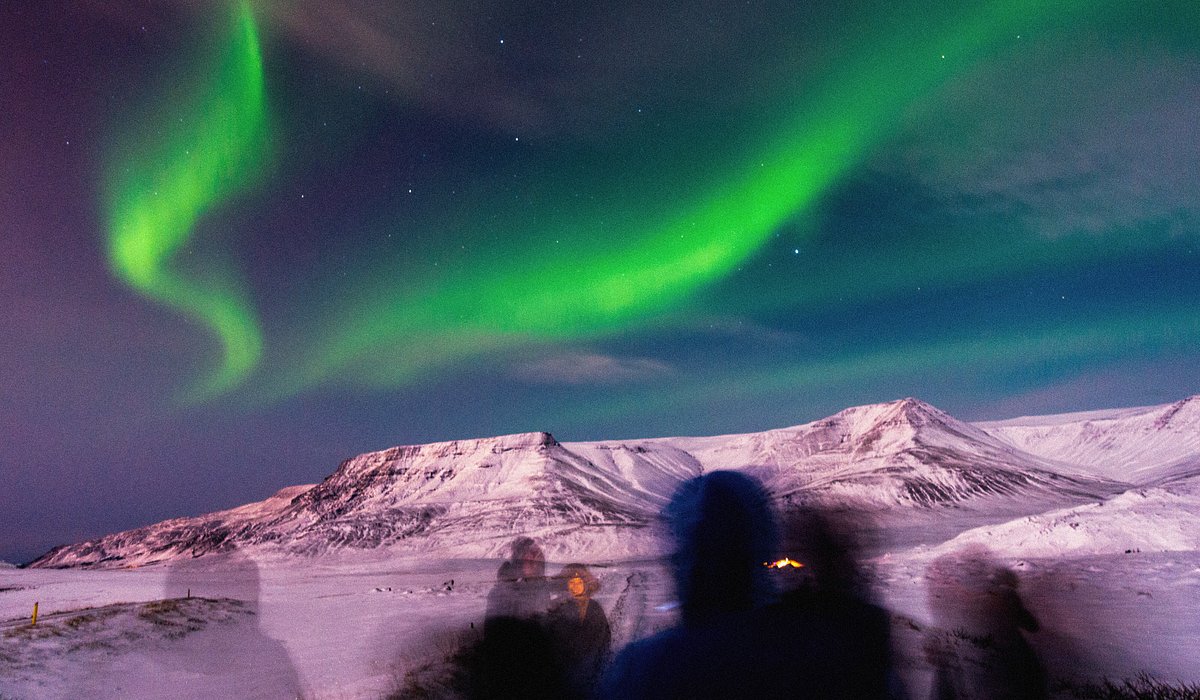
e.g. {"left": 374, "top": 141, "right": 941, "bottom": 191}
{"left": 485, "top": 536, "right": 553, "bottom": 625}
{"left": 467, "top": 536, "right": 567, "bottom": 699}
{"left": 602, "top": 472, "right": 904, "bottom": 699}
{"left": 600, "top": 471, "right": 777, "bottom": 699}
{"left": 771, "top": 506, "right": 907, "bottom": 699}
{"left": 160, "top": 546, "right": 303, "bottom": 698}
{"left": 924, "top": 544, "right": 1046, "bottom": 700}
{"left": 548, "top": 563, "right": 612, "bottom": 695}
{"left": 76, "top": 544, "right": 304, "bottom": 699}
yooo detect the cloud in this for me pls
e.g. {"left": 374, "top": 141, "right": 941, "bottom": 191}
{"left": 880, "top": 40, "right": 1200, "bottom": 239}
{"left": 114, "top": 0, "right": 825, "bottom": 138}
{"left": 512, "top": 352, "right": 674, "bottom": 385}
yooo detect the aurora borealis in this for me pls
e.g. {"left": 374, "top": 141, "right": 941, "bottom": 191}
{"left": 3, "top": 0, "right": 1199, "bottom": 563}
{"left": 104, "top": 1, "right": 269, "bottom": 401}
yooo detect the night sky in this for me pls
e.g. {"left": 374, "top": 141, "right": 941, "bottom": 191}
{"left": 4, "top": 0, "right": 1200, "bottom": 564}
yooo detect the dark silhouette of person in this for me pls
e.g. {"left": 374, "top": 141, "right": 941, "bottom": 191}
{"left": 770, "top": 506, "right": 907, "bottom": 699}
{"left": 548, "top": 563, "right": 612, "bottom": 695}
{"left": 601, "top": 472, "right": 904, "bottom": 700}
{"left": 924, "top": 544, "right": 1046, "bottom": 700}
{"left": 484, "top": 536, "right": 553, "bottom": 625}
{"left": 467, "top": 536, "right": 568, "bottom": 699}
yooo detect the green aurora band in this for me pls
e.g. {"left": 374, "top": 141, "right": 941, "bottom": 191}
{"left": 104, "top": 1, "right": 268, "bottom": 403}
{"left": 105, "top": 0, "right": 1154, "bottom": 405}
{"left": 271, "top": 0, "right": 1095, "bottom": 399}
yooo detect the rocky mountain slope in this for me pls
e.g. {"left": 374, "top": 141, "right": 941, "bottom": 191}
{"left": 629, "top": 398, "right": 1120, "bottom": 508}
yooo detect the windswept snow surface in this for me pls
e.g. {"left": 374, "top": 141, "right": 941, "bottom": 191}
{"left": 7, "top": 396, "right": 1200, "bottom": 697}
{"left": 4, "top": 549, "right": 1200, "bottom": 699}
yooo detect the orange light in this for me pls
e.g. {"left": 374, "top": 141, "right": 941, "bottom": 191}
{"left": 764, "top": 557, "right": 803, "bottom": 569}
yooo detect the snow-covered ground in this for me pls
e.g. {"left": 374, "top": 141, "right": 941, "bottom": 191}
{"left": 3, "top": 544, "right": 1199, "bottom": 699}
{"left": 0, "top": 554, "right": 667, "bottom": 699}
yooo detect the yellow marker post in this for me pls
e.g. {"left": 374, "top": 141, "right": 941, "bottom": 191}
{"left": 31, "top": 601, "right": 38, "bottom": 626}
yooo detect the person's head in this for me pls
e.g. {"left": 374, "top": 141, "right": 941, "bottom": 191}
{"left": 510, "top": 536, "right": 545, "bottom": 579}
{"left": 557, "top": 563, "right": 600, "bottom": 600}
{"left": 663, "top": 471, "right": 778, "bottom": 624}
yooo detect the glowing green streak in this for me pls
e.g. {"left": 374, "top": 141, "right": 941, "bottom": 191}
{"left": 274, "top": 0, "right": 1091, "bottom": 397}
{"left": 105, "top": 1, "right": 268, "bottom": 402}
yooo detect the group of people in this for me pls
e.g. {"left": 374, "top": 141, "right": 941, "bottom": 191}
{"left": 462, "top": 470, "right": 1045, "bottom": 700}
{"left": 472, "top": 537, "right": 612, "bottom": 698}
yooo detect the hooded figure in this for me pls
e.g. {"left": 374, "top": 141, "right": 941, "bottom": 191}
{"left": 600, "top": 471, "right": 780, "bottom": 699}
{"left": 548, "top": 563, "right": 612, "bottom": 694}
{"left": 924, "top": 544, "right": 1046, "bottom": 700}
{"left": 601, "top": 473, "right": 904, "bottom": 700}
{"left": 485, "top": 536, "right": 553, "bottom": 625}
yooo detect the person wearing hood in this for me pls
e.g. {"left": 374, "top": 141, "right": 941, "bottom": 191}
{"left": 470, "top": 536, "right": 567, "bottom": 699}
{"left": 600, "top": 471, "right": 904, "bottom": 700}
{"left": 600, "top": 471, "right": 779, "bottom": 699}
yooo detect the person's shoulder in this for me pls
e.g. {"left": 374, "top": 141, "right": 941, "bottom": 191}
{"left": 586, "top": 598, "right": 609, "bottom": 617}
{"left": 612, "top": 626, "right": 685, "bottom": 667}
{"left": 546, "top": 599, "right": 574, "bottom": 619}
{"left": 600, "top": 631, "right": 680, "bottom": 699}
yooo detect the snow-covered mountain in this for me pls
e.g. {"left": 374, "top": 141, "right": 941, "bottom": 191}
{"left": 30, "top": 432, "right": 669, "bottom": 568}
{"left": 630, "top": 398, "right": 1119, "bottom": 508}
{"left": 978, "top": 395, "right": 1200, "bottom": 484}
{"left": 32, "top": 396, "right": 1193, "bottom": 569}
{"left": 29, "top": 484, "right": 318, "bottom": 569}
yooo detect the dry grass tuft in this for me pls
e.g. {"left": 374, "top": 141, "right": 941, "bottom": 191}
{"left": 1056, "top": 672, "right": 1200, "bottom": 699}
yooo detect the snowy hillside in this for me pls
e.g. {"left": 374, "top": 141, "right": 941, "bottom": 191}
{"left": 979, "top": 395, "right": 1200, "bottom": 483}
{"left": 29, "top": 397, "right": 1189, "bottom": 569}
{"left": 925, "top": 473, "right": 1200, "bottom": 559}
{"left": 30, "top": 432, "right": 673, "bottom": 568}
{"left": 639, "top": 398, "right": 1121, "bottom": 508}
{"left": 11, "top": 396, "right": 1200, "bottom": 700}
{"left": 29, "top": 484, "right": 317, "bottom": 569}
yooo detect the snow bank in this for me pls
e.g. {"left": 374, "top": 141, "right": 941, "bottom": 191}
{"left": 926, "top": 485, "right": 1200, "bottom": 559}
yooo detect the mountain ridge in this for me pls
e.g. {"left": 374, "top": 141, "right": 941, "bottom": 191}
{"left": 31, "top": 396, "right": 1191, "bottom": 569}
